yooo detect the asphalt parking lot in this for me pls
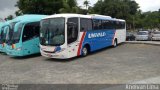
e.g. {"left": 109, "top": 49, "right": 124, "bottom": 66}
{"left": 0, "top": 43, "right": 160, "bottom": 84}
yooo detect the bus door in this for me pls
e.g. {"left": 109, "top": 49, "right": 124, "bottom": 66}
{"left": 22, "top": 22, "right": 40, "bottom": 55}
{"left": 67, "top": 18, "right": 79, "bottom": 56}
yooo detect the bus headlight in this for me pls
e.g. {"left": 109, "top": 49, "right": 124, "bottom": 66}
{"left": 16, "top": 47, "right": 22, "bottom": 51}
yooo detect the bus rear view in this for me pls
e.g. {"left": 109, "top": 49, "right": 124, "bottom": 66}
{"left": 40, "top": 14, "right": 126, "bottom": 59}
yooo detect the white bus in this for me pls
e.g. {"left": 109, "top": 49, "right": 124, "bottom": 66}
{"left": 40, "top": 14, "right": 126, "bottom": 59}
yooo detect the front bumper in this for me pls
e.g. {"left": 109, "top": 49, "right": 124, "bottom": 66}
{"left": 136, "top": 37, "right": 149, "bottom": 41}
{"left": 152, "top": 37, "right": 160, "bottom": 41}
{"left": 6, "top": 48, "right": 23, "bottom": 56}
{"left": 0, "top": 46, "right": 6, "bottom": 53}
{"left": 40, "top": 50, "right": 69, "bottom": 59}
{"left": 0, "top": 48, "right": 4, "bottom": 52}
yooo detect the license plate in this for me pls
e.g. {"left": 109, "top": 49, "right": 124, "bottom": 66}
{"left": 47, "top": 54, "right": 52, "bottom": 57}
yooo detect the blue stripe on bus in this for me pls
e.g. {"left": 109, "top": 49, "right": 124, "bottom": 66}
{"left": 81, "top": 30, "right": 116, "bottom": 54}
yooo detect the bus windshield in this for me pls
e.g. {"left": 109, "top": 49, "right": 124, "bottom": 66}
{"left": 6, "top": 22, "right": 17, "bottom": 44}
{"left": 40, "top": 18, "right": 65, "bottom": 46}
{"left": 0, "top": 27, "right": 5, "bottom": 44}
{"left": 10, "top": 23, "right": 23, "bottom": 44}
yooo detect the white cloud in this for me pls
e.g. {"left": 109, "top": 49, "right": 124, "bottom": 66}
{"left": 77, "top": 0, "right": 160, "bottom": 12}
{"left": 0, "top": 8, "right": 18, "bottom": 19}
{"left": 77, "top": 0, "right": 98, "bottom": 8}
{"left": 0, "top": 0, "right": 159, "bottom": 19}
{"left": 135, "top": 0, "right": 160, "bottom": 12}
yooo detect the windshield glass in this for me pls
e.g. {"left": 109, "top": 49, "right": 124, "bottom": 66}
{"left": 40, "top": 18, "right": 65, "bottom": 46}
{"left": 0, "top": 27, "right": 5, "bottom": 44}
{"left": 10, "top": 23, "right": 23, "bottom": 44}
{"left": 6, "top": 22, "right": 17, "bottom": 44}
{"left": 0, "top": 26, "right": 9, "bottom": 44}
{"left": 137, "top": 32, "right": 148, "bottom": 35}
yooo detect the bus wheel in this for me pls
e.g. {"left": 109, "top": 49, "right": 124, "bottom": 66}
{"left": 113, "top": 39, "right": 118, "bottom": 47}
{"left": 82, "top": 46, "right": 88, "bottom": 57}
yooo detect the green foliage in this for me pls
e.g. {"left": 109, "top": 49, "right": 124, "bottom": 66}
{"left": 15, "top": 10, "right": 23, "bottom": 16}
{"left": 14, "top": 0, "right": 159, "bottom": 30}
{"left": 92, "top": 0, "right": 139, "bottom": 29}
{"left": 84, "top": 0, "right": 90, "bottom": 10}
{"left": 5, "top": 15, "right": 14, "bottom": 20}
{"left": 59, "top": 0, "right": 79, "bottom": 13}
{"left": 16, "top": 0, "right": 64, "bottom": 14}
{"left": 141, "top": 11, "right": 160, "bottom": 29}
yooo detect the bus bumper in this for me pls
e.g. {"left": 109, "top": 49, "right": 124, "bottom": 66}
{"left": 0, "top": 46, "right": 6, "bottom": 53}
{"left": 152, "top": 37, "right": 160, "bottom": 41}
{"left": 6, "top": 49, "right": 24, "bottom": 56}
{"left": 40, "top": 50, "right": 70, "bottom": 59}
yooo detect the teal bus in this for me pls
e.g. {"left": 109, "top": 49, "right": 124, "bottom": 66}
{"left": 6, "top": 15, "right": 47, "bottom": 56}
{"left": 0, "top": 15, "right": 28, "bottom": 53}
{"left": 0, "top": 20, "right": 11, "bottom": 52}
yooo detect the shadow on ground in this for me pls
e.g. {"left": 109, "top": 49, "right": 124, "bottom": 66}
{"left": 44, "top": 43, "right": 125, "bottom": 62}
{"left": 10, "top": 53, "right": 41, "bottom": 60}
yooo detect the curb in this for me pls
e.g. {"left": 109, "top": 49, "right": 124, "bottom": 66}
{"left": 125, "top": 41, "right": 160, "bottom": 46}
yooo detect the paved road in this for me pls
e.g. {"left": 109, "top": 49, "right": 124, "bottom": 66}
{"left": 126, "top": 41, "right": 160, "bottom": 46}
{"left": 0, "top": 44, "right": 160, "bottom": 84}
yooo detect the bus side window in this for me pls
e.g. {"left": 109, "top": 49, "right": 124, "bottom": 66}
{"left": 102, "top": 20, "right": 109, "bottom": 29}
{"left": 80, "top": 18, "right": 92, "bottom": 32}
{"left": 116, "top": 21, "right": 120, "bottom": 29}
{"left": 102, "top": 20, "right": 114, "bottom": 29}
{"left": 121, "top": 22, "right": 125, "bottom": 29}
{"left": 93, "top": 20, "right": 98, "bottom": 30}
{"left": 33, "top": 22, "right": 40, "bottom": 37}
{"left": 87, "top": 19, "right": 92, "bottom": 31}
{"left": 93, "top": 19, "right": 102, "bottom": 30}
{"left": 67, "top": 18, "right": 78, "bottom": 44}
{"left": 22, "top": 22, "right": 40, "bottom": 42}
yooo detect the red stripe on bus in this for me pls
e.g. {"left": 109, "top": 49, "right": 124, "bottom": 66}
{"left": 77, "top": 32, "right": 86, "bottom": 56}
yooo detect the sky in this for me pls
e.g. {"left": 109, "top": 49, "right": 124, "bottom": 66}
{"left": 0, "top": 0, "right": 160, "bottom": 19}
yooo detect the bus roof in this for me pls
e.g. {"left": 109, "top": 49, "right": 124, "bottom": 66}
{"left": 1, "top": 20, "right": 12, "bottom": 27}
{"left": 12, "top": 14, "right": 47, "bottom": 22}
{"left": 0, "top": 20, "right": 11, "bottom": 32}
{"left": 0, "top": 14, "right": 47, "bottom": 30}
{"left": 44, "top": 14, "right": 92, "bottom": 19}
{"left": 43, "top": 14, "right": 125, "bottom": 22}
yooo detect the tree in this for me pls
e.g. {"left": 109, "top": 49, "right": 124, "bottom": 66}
{"left": 83, "top": 0, "right": 90, "bottom": 10}
{"left": 16, "top": 0, "right": 64, "bottom": 15}
{"left": 15, "top": 10, "right": 23, "bottom": 16}
{"left": 93, "top": 0, "right": 139, "bottom": 18}
{"left": 92, "top": 0, "right": 139, "bottom": 30}
{"left": 142, "top": 11, "right": 160, "bottom": 29}
{"left": 5, "top": 15, "right": 14, "bottom": 20}
{"left": 59, "top": 0, "right": 79, "bottom": 13}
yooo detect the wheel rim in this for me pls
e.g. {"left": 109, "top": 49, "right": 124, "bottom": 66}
{"left": 82, "top": 47, "right": 88, "bottom": 56}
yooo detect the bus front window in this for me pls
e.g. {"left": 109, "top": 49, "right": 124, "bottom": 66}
{"left": 0, "top": 26, "right": 9, "bottom": 44}
{"left": 40, "top": 18, "right": 65, "bottom": 46}
{"left": 0, "top": 27, "right": 5, "bottom": 44}
{"left": 6, "top": 22, "right": 17, "bottom": 44}
{"left": 10, "top": 23, "right": 23, "bottom": 44}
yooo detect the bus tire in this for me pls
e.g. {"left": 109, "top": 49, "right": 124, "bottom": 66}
{"left": 82, "top": 46, "right": 89, "bottom": 57}
{"left": 113, "top": 39, "right": 118, "bottom": 47}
